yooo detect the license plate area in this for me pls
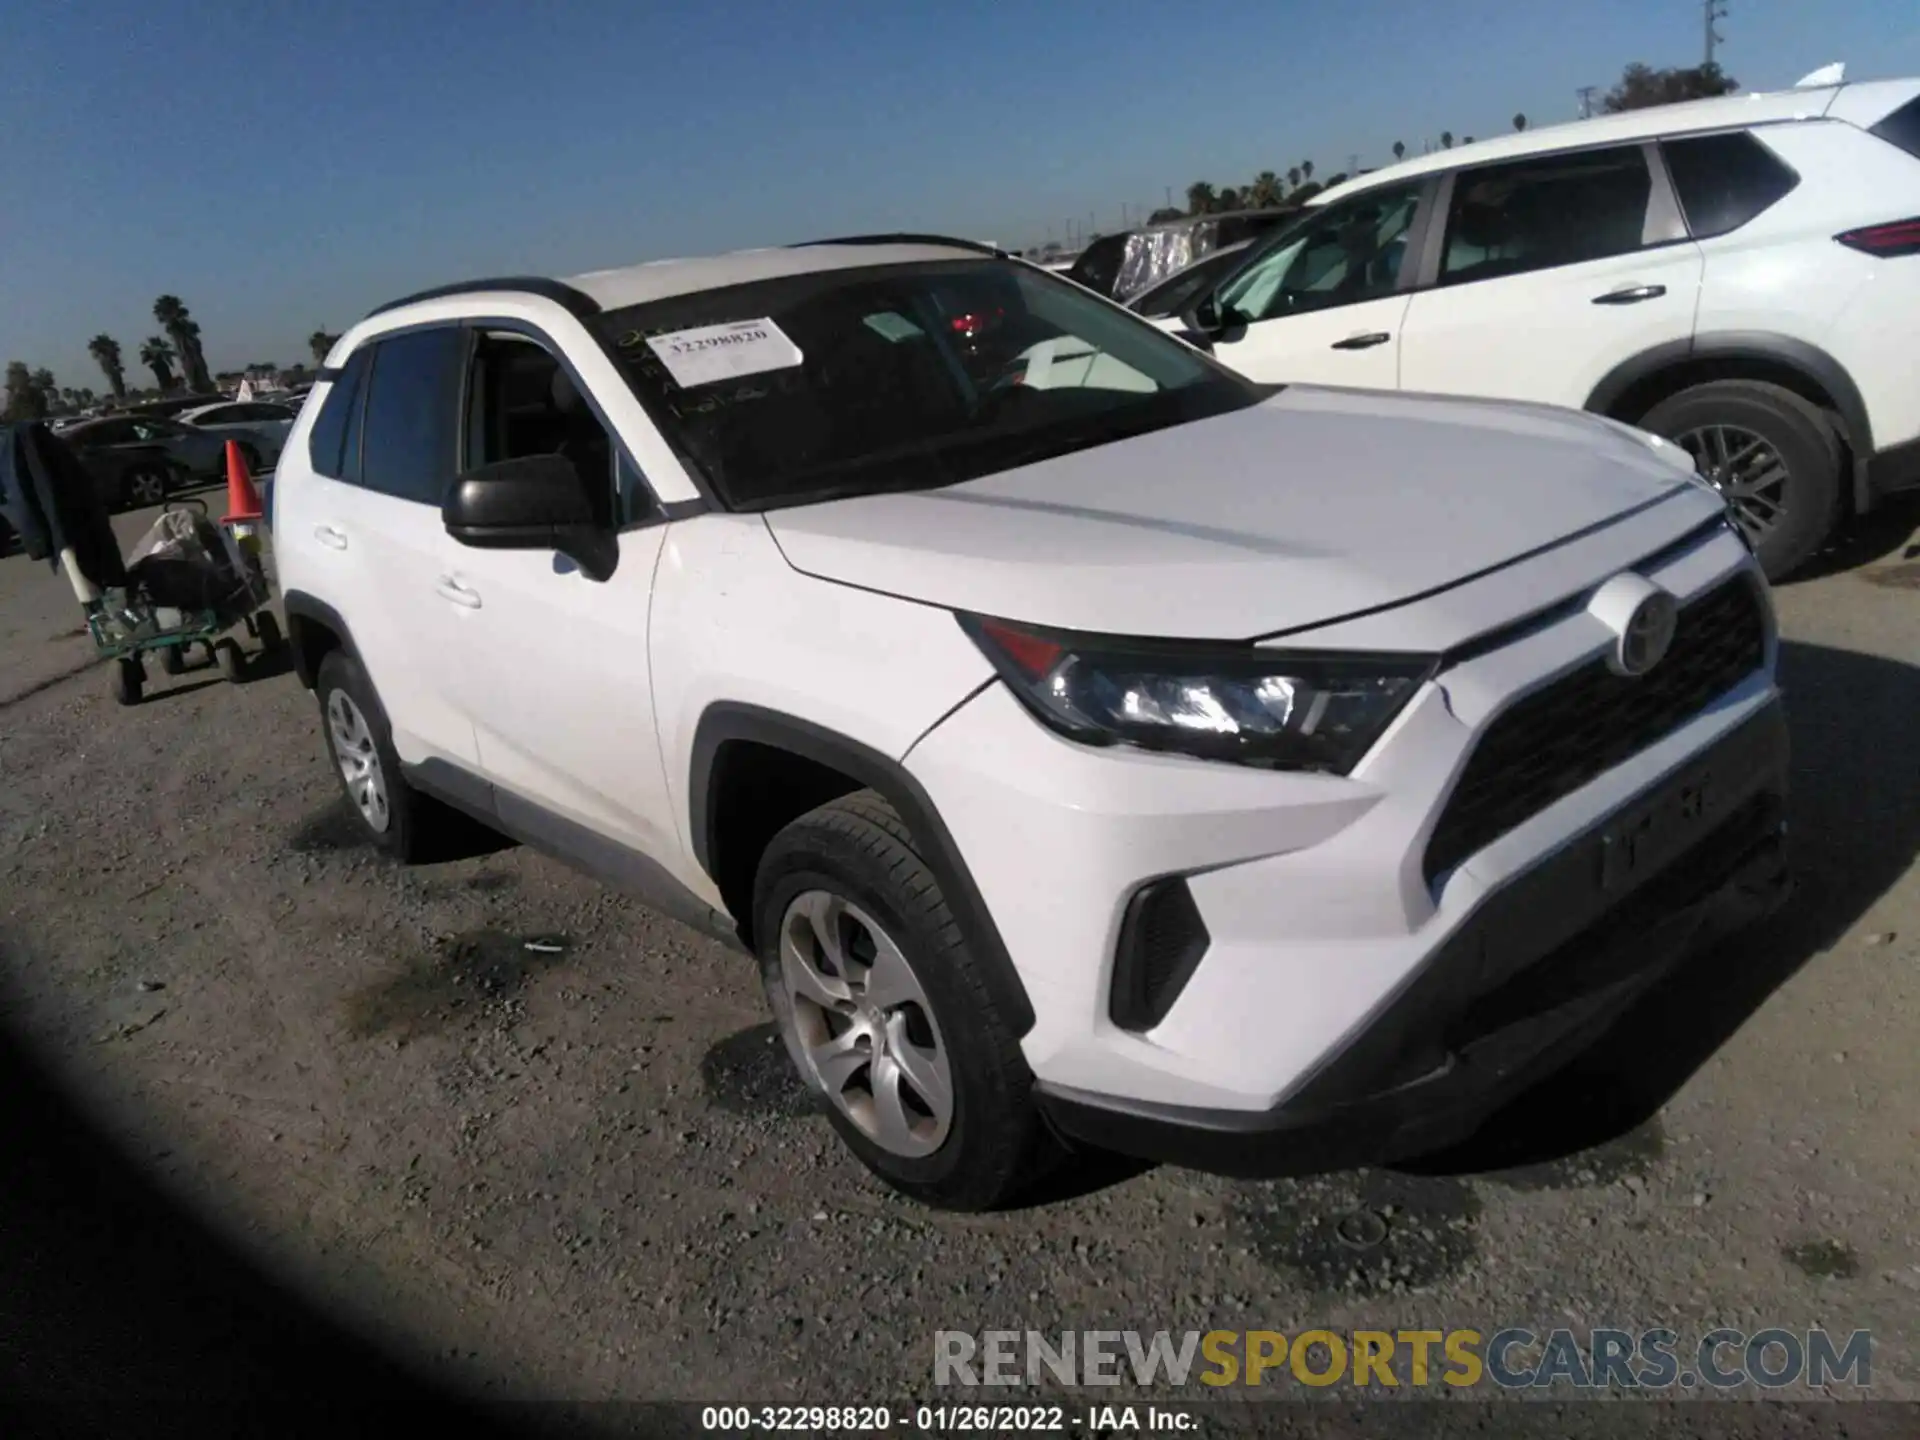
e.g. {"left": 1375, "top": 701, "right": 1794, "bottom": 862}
{"left": 1598, "top": 760, "right": 1718, "bottom": 893}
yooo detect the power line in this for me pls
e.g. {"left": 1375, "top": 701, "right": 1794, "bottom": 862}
{"left": 1576, "top": 85, "right": 1599, "bottom": 118}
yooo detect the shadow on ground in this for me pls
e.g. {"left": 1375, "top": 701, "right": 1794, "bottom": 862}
{"left": 1785, "top": 490, "right": 1920, "bottom": 584}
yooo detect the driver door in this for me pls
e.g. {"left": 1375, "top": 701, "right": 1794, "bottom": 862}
{"left": 1201, "top": 180, "right": 1429, "bottom": 390}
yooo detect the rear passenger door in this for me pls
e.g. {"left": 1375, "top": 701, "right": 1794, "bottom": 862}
{"left": 1396, "top": 144, "right": 1704, "bottom": 407}
{"left": 306, "top": 327, "right": 479, "bottom": 771}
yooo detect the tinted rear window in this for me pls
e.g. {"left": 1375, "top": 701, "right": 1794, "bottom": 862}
{"left": 1663, "top": 131, "right": 1799, "bottom": 237}
{"left": 307, "top": 348, "right": 371, "bottom": 481}
{"left": 1870, "top": 96, "right": 1920, "bottom": 161}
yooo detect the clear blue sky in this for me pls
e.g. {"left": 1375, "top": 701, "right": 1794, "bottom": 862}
{"left": 5, "top": 0, "right": 1918, "bottom": 386}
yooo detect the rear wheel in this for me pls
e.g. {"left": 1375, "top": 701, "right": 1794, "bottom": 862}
{"left": 159, "top": 644, "right": 186, "bottom": 676}
{"left": 753, "top": 790, "right": 1060, "bottom": 1211}
{"left": 1639, "top": 380, "right": 1842, "bottom": 581}
{"left": 314, "top": 650, "right": 443, "bottom": 860}
{"left": 110, "top": 656, "right": 144, "bottom": 706}
{"left": 213, "top": 638, "right": 246, "bottom": 683}
{"left": 254, "top": 610, "right": 283, "bottom": 653}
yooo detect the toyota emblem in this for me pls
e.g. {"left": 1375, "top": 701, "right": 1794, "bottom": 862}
{"left": 1612, "top": 591, "right": 1678, "bottom": 677}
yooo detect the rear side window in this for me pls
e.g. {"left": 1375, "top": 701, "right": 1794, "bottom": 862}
{"left": 358, "top": 327, "right": 466, "bottom": 506}
{"left": 1439, "top": 145, "right": 1654, "bottom": 285}
{"left": 1662, "top": 132, "right": 1799, "bottom": 237}
{"left": 307, "top": 348, "right": 371, "bottom": 481}
{"left": 1870, "top": 96, "right": 1920, "bottom": 161}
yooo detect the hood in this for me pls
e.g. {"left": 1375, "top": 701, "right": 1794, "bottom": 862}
{"left": 764, "top": 386, "right": 1719, "bottom": 640}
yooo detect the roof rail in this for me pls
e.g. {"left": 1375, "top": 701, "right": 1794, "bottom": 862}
{"left": 791, "top": 233, "right": 1009, "bottom": 259}
{"left": 366, "top": 276, "right": 601, "bottom": 320}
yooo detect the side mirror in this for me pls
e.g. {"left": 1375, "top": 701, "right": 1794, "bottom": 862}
{"left": 443, "top": 454, "right": 616, "bottom": 582}
{"left": 1176, "top": 291, "right": 1227, "bottom": 351}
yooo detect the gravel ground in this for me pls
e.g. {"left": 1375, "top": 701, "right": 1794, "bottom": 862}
{"left": 2, "top": 498, "right": 1918, "bottom": 1434}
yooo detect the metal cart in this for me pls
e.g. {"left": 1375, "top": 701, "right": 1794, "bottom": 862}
{"left": 80, "top": 499, "right": 283, "bottom": 706}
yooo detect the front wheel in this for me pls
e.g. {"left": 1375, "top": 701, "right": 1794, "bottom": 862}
{"left": 121, "top": 467, "right": 168, "bottom": 510}
{"left": 753, "top": 790, "right": 1060, "bottom": 1211}
{"left": 1640, "top": 380, "right": 1842, "bottom": 582}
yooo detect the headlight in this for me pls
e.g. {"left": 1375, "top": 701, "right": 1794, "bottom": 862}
{"left": 959, "top": 615, "right": 1436, "bottom": 774}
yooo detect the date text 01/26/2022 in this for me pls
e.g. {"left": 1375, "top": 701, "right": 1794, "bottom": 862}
{"left": 699, "top": 1404, "right": 1200, "bottom": 1432}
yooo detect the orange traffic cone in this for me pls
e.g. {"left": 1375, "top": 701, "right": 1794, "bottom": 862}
{"left": 221, "top": 439, "right": 263, "bottom": 525}
{"left": 221, "top": 440, "right": 265, "bottom": 565}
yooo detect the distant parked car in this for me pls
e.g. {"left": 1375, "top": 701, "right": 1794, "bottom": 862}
{"left": 1126, "top": 240, "right": 1257, "bottom": 319}
{"left": 125, "top": 393, "right": 226, "bottom": 420}
{"left": 65, "top": 415, "right": 228, "bottom": 489}
{"left": 176, "top": 400, "right": 296, "bottom": 470}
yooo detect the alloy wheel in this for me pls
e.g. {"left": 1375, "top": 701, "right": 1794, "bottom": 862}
{"left": 1675, "top": 423, "right": 1789, "bottom": 548}
{"left": 778, "top": 890, "right": 954, "bottom": 1157}
{"left": 326, "top": 690, "right": 391, "bottom": 833}
{"left": 127, "top": 469, "right": 167, "bottom": 506}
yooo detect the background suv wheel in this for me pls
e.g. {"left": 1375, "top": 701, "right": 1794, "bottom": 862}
{"left": 1640, "top": 380, "right": 1843, "bottom": 582}
{"left": 752, "top": 790, "right": 1062, "bottom": 1211}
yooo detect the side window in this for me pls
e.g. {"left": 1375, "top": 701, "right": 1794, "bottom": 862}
{"left": 1870, "top": 96, "right": 1920, "bottom": 161}
{"left": 358, "top": 327, "right": 465, "bottom": 506}
{"left": 1438, "top": 146, "right": 1654, "bottom": 286}
{"left": 1219, "top": 183, "right": 1421, "bottom": 321}
{"left": 464, "top": 332, "right": 635, "bottom": 527}
{"left": 1663, "top": 132, "right": 1799, "bottom": 238}
{"left": 307, "top": 346, "right": 372, "bottom": 481}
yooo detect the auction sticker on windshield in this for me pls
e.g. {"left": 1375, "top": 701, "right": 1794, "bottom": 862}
{"left": 644, "top": 319, "right": 804, "bottom": 389}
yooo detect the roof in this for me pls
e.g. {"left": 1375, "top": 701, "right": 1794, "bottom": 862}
{"left": 1313, "top": 76, "right": 1920, "bottom": 208}
{"left": 562, "top": 240, "right": 987, "bottom": 311}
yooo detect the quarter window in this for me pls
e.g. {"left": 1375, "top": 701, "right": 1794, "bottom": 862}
{"left": 1662, "top": 132, "right": 1798, "bottom": 237}
{"left": 1438, "top": 146, "right": 1655, "bottom": 285}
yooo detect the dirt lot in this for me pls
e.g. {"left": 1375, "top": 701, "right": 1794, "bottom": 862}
{"left": 3, "top": 497, "right": 1919, "bottom": 1430}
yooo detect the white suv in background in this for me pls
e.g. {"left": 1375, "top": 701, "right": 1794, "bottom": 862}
{"left": 274, "top": 238, "right": 1789, "bottom": 1209}
{"left": 1167, "top": 74, "right": 1920, "bottom": 581}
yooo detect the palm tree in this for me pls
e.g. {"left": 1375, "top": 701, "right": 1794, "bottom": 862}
{"left": 1249, "top": 170, "right": 1284, "bottom": 208}
{"left": 29, "top": 368, "right": 56, "bottom": 405}
{"left": 1216, "top": 186, "right": 1242, "bottom": 212}
{"left": 3, "top": 361, "right": 48, "bottom": 422}
{"left": 1287, "top": 165, "right": 1302, "bottom": 190}
{"left": 88, "top": 334, "right": 127, "bottom": 399}
{"left": 153, "top": 295, "right": 212, "bottom": 391}
{"left": 1301, "top": 159, "right": 1315, "bottom": 183}
{"left": 1440, "top": 131, "right": 1454, "bottom": 149}
{"left": 1513, "top": 112, "right": 1528, "bottom": 131}
{"left": 1392, "top": 140, "right": 1406, "bottom": 162}
{"left": 1184, "top": 181, "right": 1218, "bottom": 215}
{"left": 308, "top": 329, "right": 340, "bottom": 364}
{"left": 139, "top": 336, "right": 178, "bottom": 392}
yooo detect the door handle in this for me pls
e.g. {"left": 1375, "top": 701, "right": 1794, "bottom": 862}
{"left": 434, "top": 576, "right": 482, "bottom": 610}
{"left": 1592, "top": 284, "right": 1667, "bottom": 305}
{"left": 1330, "top": 331, "right": 1392, "bottom": 350}
{"left": 313, "top": 525, "right": 348, "bottom": 550}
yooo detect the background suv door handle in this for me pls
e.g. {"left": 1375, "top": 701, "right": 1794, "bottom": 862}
{"left": 1592, "top": 284, "right": 1667, "bottom": 305}
{"left": 1330, "top": 331, "right": 1392, "bottom": 350}
{"left": 313, "top": 525, "right": 348, "bottom": 550}
{"left": 434, "top": 577, "right": 482, "bottom": 610}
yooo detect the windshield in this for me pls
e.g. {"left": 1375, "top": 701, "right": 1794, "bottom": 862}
{"left": 590, "top": 258, "right": 1264, "bottom": 510}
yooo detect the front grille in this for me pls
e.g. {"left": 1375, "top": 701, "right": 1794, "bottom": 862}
{"left": 1423, "top": 575, "right": 1767, "bottom": 886}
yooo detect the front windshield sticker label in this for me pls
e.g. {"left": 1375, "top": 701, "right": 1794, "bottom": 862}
{"left": 643, "top": 319, "right": 804, "bottom": 389}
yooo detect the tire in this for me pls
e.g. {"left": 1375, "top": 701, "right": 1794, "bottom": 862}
{"left": 213, "top": 638, "right": 246, "bottom": 683}
{"left": 254, "top": 610, "right": 283, "bottom": 653}
{"left": 111, "top": 656, "right": 143, "bottom": 706}
{"left": 159, "top": 644, "right": 186, "bottom": 676}
{"left": 752, "top": 790, "right": 1061, "bottom": 1211}
{"left": 314, "top": 649, "right": 437, "bottom": 860}
{"left": 1638, "top": 380, "right": 1842, "bottom": 582}
{"left": 121, "top": 466, "right": 168, "bottom": 510}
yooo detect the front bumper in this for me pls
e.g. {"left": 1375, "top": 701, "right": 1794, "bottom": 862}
{"left": 1033, "top": 700, "right": 1790, "bottom": 1177}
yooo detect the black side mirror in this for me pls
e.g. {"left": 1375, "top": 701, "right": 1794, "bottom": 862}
{"left": 443, "top": 454, "right": 616, "bottom": 582}
{"left": 1176, "top": 291, "right": 1229, "bottom": 351}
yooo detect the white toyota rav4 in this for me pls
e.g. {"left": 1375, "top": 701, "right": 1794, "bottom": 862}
{"left": 276, "top": 237, "right": 1791, "bottom": 1210}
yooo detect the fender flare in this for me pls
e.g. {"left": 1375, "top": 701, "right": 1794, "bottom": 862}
{"left": 1586, "top": 331, "right": 1873, "bottom": 477}
{"left": 689, "top": 702, "right": 1036, "bottom": 1036}
{"left": 281, "top": 590, "right": 358, "bottom": 691}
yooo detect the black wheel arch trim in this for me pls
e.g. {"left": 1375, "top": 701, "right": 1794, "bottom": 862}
{"left": 1584, "top": 332, "right": 1875, "bottom": 506}
{"left": 689, "top": 702, "right": 1036, "bottom": 1036}
{"left": 280, "top": 590, "right": 358, "bottom": 691}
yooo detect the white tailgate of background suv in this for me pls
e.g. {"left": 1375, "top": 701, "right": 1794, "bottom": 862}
{"left": 273, "top": 238, "right": 1792, "bottom": 1210}
{"left": 1160, "top": 76, "right": 1920, "bottom": 584}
